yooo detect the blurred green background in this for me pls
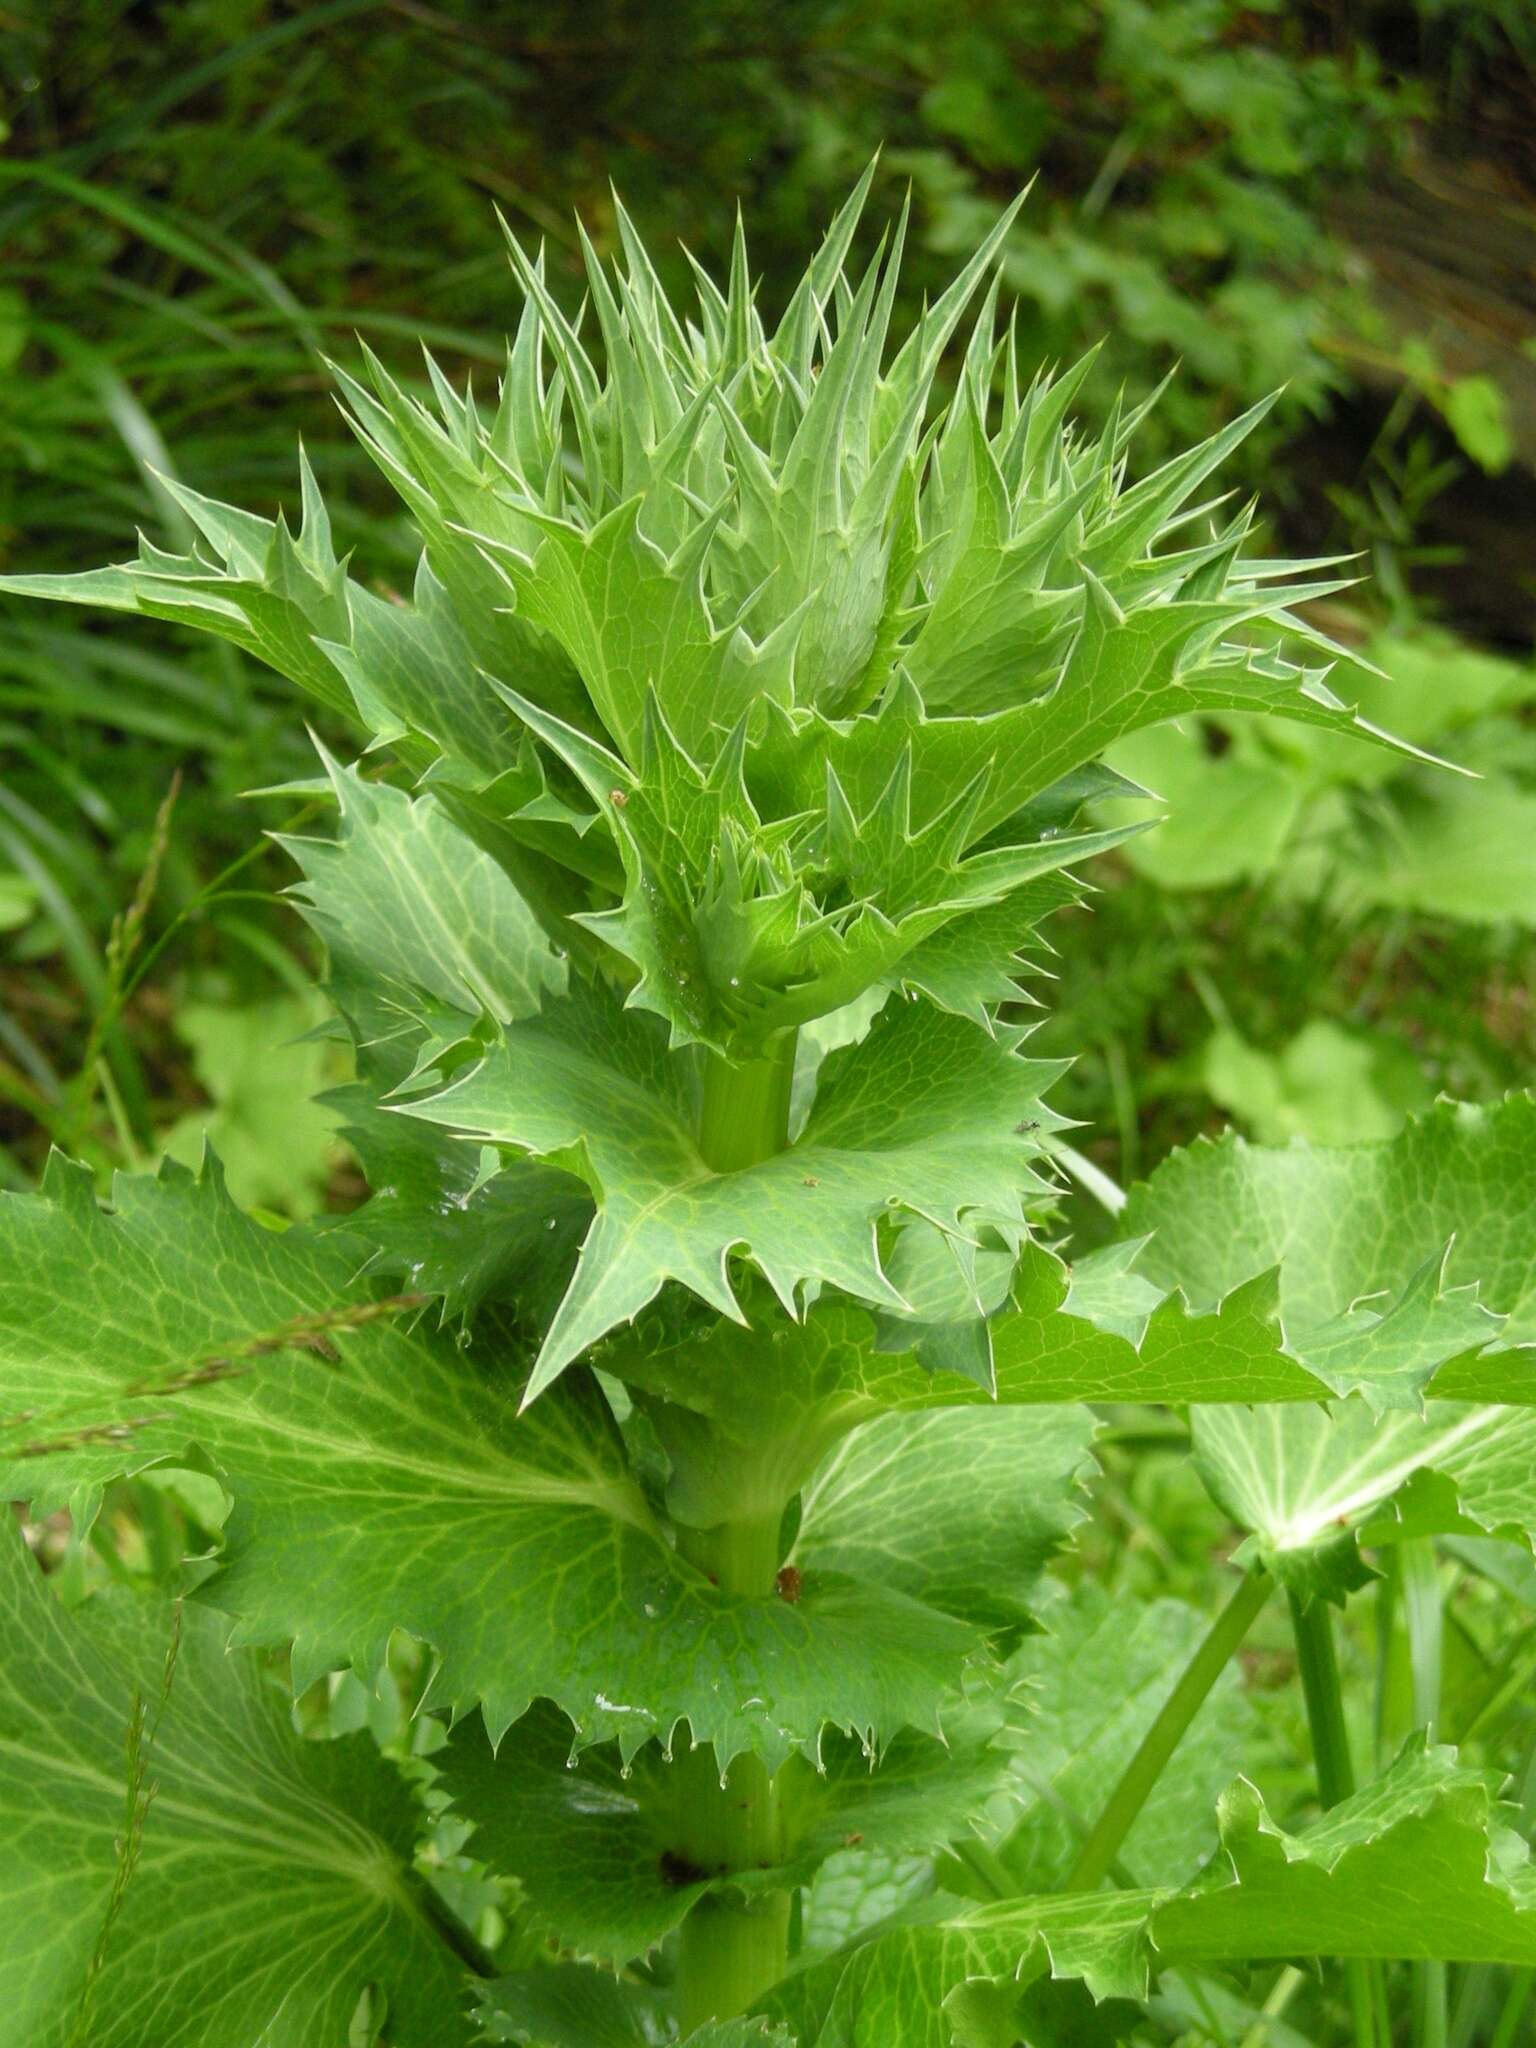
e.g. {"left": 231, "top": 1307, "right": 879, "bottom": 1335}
{"left": 2, "top": 0, "right": 1534, "bottom": 1217}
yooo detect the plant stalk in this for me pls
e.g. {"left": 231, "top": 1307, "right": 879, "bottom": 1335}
{"left": 1066, "top": 1566, "right": 1271, "bottom": 1892}
{"left": 670, "top": 1035, "right": 799, "bottom": 2030}
{"left": 1288, "top": 1591, "right": 1389, "bottom": 2048}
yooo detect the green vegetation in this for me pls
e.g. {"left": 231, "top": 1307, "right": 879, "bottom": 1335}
{"left": 3, "top": 9, "right": 1535, "bottom": 2045}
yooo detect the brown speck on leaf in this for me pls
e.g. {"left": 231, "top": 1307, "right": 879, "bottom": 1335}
{"left": 801, "top": 1176, "right": 819, "bottom": 1187}
{"left": 659, "top": 1849, "right": 710, "bottom": 1886}
{"left": 776, "top": 1564, "right": 803, "bottom": 1604}
{"left": 843, "top": 1831, "right": 864, "bottom": 1847}
{"left": 609, "top": 788, "right": 629, "bottom": 807}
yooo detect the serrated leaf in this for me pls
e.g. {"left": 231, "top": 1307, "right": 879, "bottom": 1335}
{"left": 762, "top": 1743, "right": 1536, "bottom": 2045}
{"left": 1124, "top": 1095, "right": 1536, "bottom": 1406}
{"left": 439, "top": 1692, "right": 1015, "bottom": 1964}
{"left": 281, "top": 753, "right": 567, "bottom": 1025}
{"left": 0, "top": 457, "right": 357, "bottom": 715}
{"left": 0, "top": 1159, "right": 985, "bottom": 1768}
{"left": 794, "top": 1407, "right": 1097, "bottom": 1636}
{"left": 400, "top": 980, "right": 1064, "bottom": 1399}
{"left": 472, "top": 1966, "right": 668, "bottom": 2046}
{"left": 0, "top": 1523, "right": 469, "bottom": 2047}
{"left": 986, "top": 1580, "right": 1258, "bottom": 1890}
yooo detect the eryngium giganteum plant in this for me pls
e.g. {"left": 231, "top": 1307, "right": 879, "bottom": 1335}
{"left": 12, "top": 175, "right": 1536, "bottom": 2046}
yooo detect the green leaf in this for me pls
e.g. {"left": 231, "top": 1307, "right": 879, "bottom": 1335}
{"left": 0, "top": 1158, "right": 984, "bottom": 1768}
{"left": 1155, "top": 1739, "right": 1536, "bottom": 1965}
{"left": 322, "top": 1076, "right": 591, "bottom": 1320}
{"left": 439, "top": 1691, "right": 1016, "bottom": 1963}
{"left": 986, "top": 1580, "right": 1257, "bottom": 1890}
{"left": 794, "top": 1407, "right": 1097, "bottom": 1636}
{"left": 0, "top": 1522, "right": 470, "bottom": 2046}
{"left": 1348, "top": 774, "right": 1536, "bottom": 926}
{"left": 472, "top": 1966, "right": 667, "bottom": 2046}
{"left": 1439, "top": 373, "right": 1514, "bottom": 475}
{"left": 281, "top": 752, "right": 568, "bottom": 1025}
{"left": 158, "top": 992, "right": 341, "bottom": 1217}
{"left": 763, "top": 1743, "right": 1536, "bottom": 2043}
{"left": 1193, "top": 1398, "right": 1536, "bottom": 1597}
{"left": 1202, "top": 1018, "right": 1431, "bottom": 1146}
{"left": 0, "top": 455, "right": 358, "bottom": 716}
{"left": 1103, "top": 720, "right": 1301, "bottom": 889}
{"left": 400, "top": 979, "right": 1065, "bottom": 1399}
{"left": 1123, "top": 1095, "right": 1536, "bottom": 1406}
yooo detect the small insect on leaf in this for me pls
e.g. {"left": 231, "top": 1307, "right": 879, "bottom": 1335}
{"left": 775, "top": 1564, "right": 803, "bottom": 1605}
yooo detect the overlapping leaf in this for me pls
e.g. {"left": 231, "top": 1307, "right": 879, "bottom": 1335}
{"left": 762, "top": 1744, "right": 1536, "bottom": 2046}
{"left": 0, "top": 1158, "right": 988, "bottom": 1768}
{"left": 399, "top": 978, "right": 1066, "bottom": 1399}
{"left": 0, "top": 1524, "right": 469, "bottom": 2047}
{"left": 1194, "top": 1397, "right": 1536, "bottom": 1599}
{"left": 439, "top": 1691, "right": 1016, "bottom": 1965}
{"left": 982, "top": 1581, "right": 1258, "bottom": 1891}
{"left": 1122, "top": 1093, "right": 1536, "bottom": 1407}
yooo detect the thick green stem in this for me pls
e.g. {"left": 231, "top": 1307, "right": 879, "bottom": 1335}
{"left": 670, "top": 1034, "right": 798, "bottom": 2030}
{"left": 1288, "top": 1591, "right": 1389, "bottom": 2048}
{"left": 696, "top": 1037, "right": 797, "bottom": 1175}
{"left": 1066, "top": 1567, "right": 1271, "bottom": 1892}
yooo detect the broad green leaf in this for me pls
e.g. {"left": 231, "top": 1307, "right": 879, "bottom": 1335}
{"left": 1105, "top": 720, "right": 1301, "bottom": 888}
{"left": 1193, "top": 1398, "right": 1536, "bottom": 1598}
{"left": 439, "top": 1692, "right": 1015, "bottom": 1963}
{"left": 159, "top": 992, "right": 342, "bottom": 1217}
{"left": 281, "top": 753, "right": 567, "bottom": 1025}
{"left": 473, "top": 1966, "right": 668, "bottom": 2046}
{"left": 763, "top": 1743, "right": 1536, "bottom": 2044}
{"left": 984, "top": 1580, "right": 1257, "bottom": 1890}
{"left": 1349, "top": 773, "right": 1536, "bottom": 925}
{"left": 1154, "top": 1739, "right": 1536, "bottom": 1965}
{"left": 0, "top": 1523, "right": 470, "bottom": 2047}
{"left": 794, "top": 1407, "right": 1097, "bottom": 1635}
{"left": 802, "top": 1847, "right": 933, "bottom": 1961}
{"left": 0, "top": 1158, "right": 985, "bottom": 1767}
{"left": 1124, "top": 1095, "right": 1536, "bottom": 1406}
{"left": 1202, "top": 1018, "right": 1430, "bottom": 1146}
{"left": 401, "top": 979, "right": 1066, "bottom": 1399}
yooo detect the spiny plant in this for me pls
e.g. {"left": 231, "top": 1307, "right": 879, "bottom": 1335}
{"left": 4, "top": 176, "right": 1536, "bottom": 2047}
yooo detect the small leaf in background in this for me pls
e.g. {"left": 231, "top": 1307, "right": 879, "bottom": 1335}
{"left": 159, "top": 991, "right": 342, "bottom": 1216}
{"left": 1103, "top": 722, "right": 1301, "bottom": 889}
{"left": 1203, "top": 1017, "right": 1432, "bottom": 1144}
{"left": 0, "top": 868, "right": 37, "bottom": 933}
{"left": 1440, "top": 374, "right": 1515, "bottom": 475}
